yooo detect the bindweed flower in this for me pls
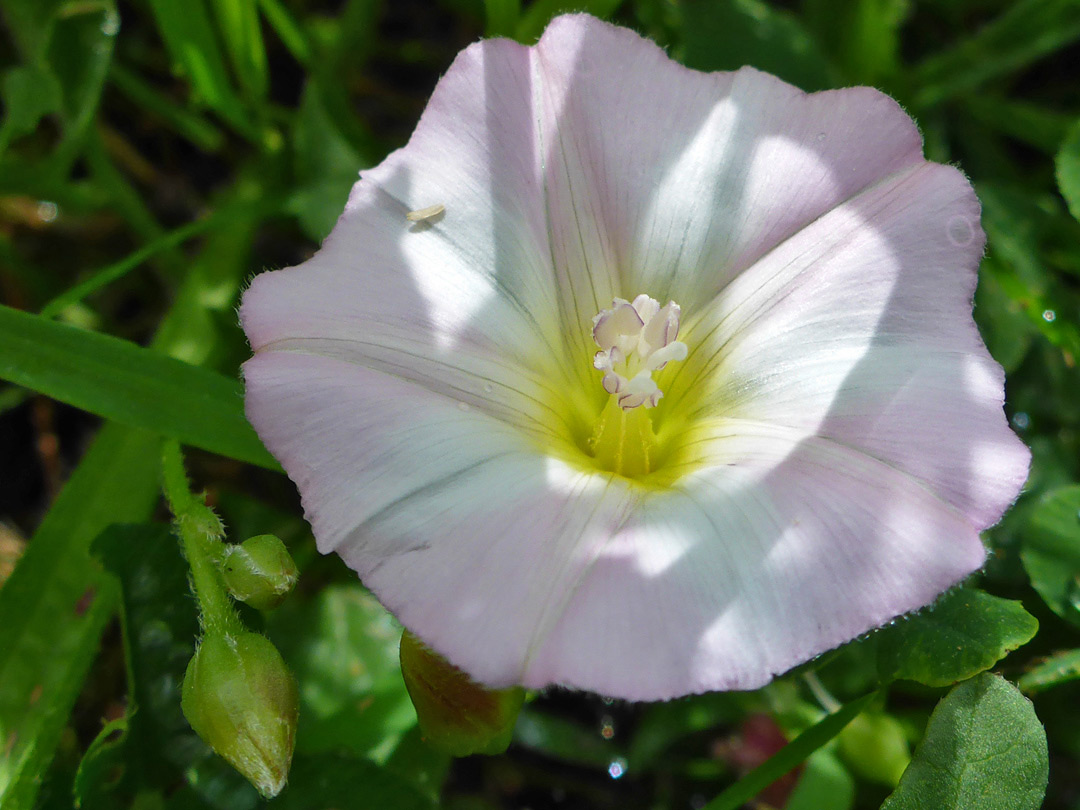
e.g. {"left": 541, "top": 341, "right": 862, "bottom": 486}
{"left": 240, "top": 15, "right": 1029, "bottom": 700}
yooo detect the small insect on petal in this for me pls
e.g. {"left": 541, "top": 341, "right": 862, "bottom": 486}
{"left": 406, "top": 204, "right": 446, "bottom": 223}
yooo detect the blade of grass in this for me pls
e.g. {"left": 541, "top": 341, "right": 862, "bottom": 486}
{"left": 0, "top": 304, "right": 277, "bottom": 470}
{"left": 257, "top": 0, "right": 312, "bottom": 67}
{"left": 40, "top": 218, "right": 214, "bottom": 317}
{"left": 109, "top": 63, "right": 225, "bottom": 153}
{"left": 703, "top": 692, "right": 878, "bottom": 810}
{"left": 912, "top": 0, "right": 1080, "bottom": 108}
{"left": 209, "top": 0, "right": 269, "bottom": 102}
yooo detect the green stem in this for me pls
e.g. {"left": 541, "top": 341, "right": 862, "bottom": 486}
{"left": 703, "top": 691, "right": 877, "bottom": 810}
{"left": 162, "top": 440, "right": 241, "bottom": 636}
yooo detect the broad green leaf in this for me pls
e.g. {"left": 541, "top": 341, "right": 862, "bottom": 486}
{"left": 1018, "top": 648, "right": 1080, "bottom": 695}
{"left": 873, "top": 588, "right": 1038, "bottom": 687}
{"left": 209, "top": 0, "right": 268, "bottom": 101}
{"left": 0, "top": 427, "right": 159, "bottom": 810}
{"left": 880, "top": 674, "right": 1048, "bottom": 810}
{"left": 0, "top": 0, "right": 65, "bottom": 61}
{"left": 266, "top": 585, "right": 415, "bottom": 761}
{"left": 0, "top": 65, "right": 62, "bottom": 149}
{"left": 912, "top": 0, "right": 1080, "bottom": 108}
{"left": 273, "top": 754, "right": 434, "bottom": 810}
{"left": 803, "top": 0, "right": 908, "bottom": 84}
{"left": 679, "top": 0, "right": 834, "bottom": 91}
{"left": 0, "top": 304, "right": 276, "bottom": 470}
{"left": 1057, "top": 118, "right": 1080, "bottom": 223}
{"left": 703, "top": 692, "right": 877, "bottom": 810}
{"left": 1021, "top": 485, "right": 1080, "bottom": 628}
{"left": 784, "top": 750, "right": 854, "bottom": 810}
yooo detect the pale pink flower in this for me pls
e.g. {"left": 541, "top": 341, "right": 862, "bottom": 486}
{"left": 240, "top": 15, "right": 1029, "bottom": 700}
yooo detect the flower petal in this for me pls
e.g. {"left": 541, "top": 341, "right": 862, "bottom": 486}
{"left": 531, "top": 15, "right": 924, "bottom": 311}
{"left": 524, "top": 420, "right": 988, "bottom": 699}
{"left": 669, "top": 162, "right": 1028, "bottom": 529}
{"left": 244, "top": 350, "right": 635, "bottom": 688}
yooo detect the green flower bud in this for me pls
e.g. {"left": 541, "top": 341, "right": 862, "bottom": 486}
{"left": 221, "top": 534, "right": 298, "bottom": 610}
{"left": 838, "top": 711, "right": 911, "bottom": 787}
{"left": 181, "top": 631, "right": 299, "bottom": 797}
{"left": 399, "top": 630, "right": 524, "bottom": 757}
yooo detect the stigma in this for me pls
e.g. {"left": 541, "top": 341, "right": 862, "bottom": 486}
{"left": 591, "top": 295, "right": 688, "bottom": 410}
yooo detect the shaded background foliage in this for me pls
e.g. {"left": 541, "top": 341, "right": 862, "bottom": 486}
{"left": 1, "top": 0, "right": 1079, "bottom": 808}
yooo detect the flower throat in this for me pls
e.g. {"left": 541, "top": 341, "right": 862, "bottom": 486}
{"left": 588, "top": 295, "right": 687, "bottom": 477}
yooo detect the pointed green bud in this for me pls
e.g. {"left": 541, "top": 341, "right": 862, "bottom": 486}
{"left": 838, "top": 711, "right": 911, "bottom": 787}
{"left": 181, "top": 631, "right": 298, "bottom": 797}
{"left": 221, "top": 534, "right": 298, "bottom": 610}
{"left": 399, "top": 630, "right": 525, "bottom": 757}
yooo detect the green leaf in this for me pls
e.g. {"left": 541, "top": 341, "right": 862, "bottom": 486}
{"left": 880, "top": 673, "right": 1048, "bottom": 810}
{"left": 266, "top": 585, "right": 416, "bottom": 761}
{"left": 703, "top": 692, "right": 877, "bottom": 810}
{"left": 873, "top": 588, "right": 1039, "bottom": 687}
{"left": 0, "top": 304, "right": 277, "bottom": 470}
{"left": 912, "top": 0, "right": 1080, "bottom": 108}
{"left": 1021, "top": 485, "right": 1080, "bottom": 628}
{"left": 1056, "top": 118, "right": 1080, "bottom": 223}
{"left": 679, "top": 0, "right": 835, "bottom": 91}
{"left": 274, "top": 754, "right": 435, "bottom": 810}
{"left": 1018, "top": 648, "right": 1080, "bottom": 695}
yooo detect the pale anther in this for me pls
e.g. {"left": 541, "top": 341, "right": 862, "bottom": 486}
{"left": 591, "top": 296, "right": 687, "bottom": 410}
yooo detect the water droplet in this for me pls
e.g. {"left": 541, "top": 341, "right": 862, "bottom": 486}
{"left": 100, "top": 9, "right": 120, "bottom": 36}
{"left": 1011, "top": 412, "right": 1030, "bottom": 430}
{"left": 600, "top": 715, "right": 615, "bottom": 740}
{"left": 457, "top": 402, "right": 470, "bottom": 412}
{"left": 1043, "top": 309, "right": 1056, "bottom": 322}
{"left": 607, "top": 757, "right": 627, "bottom": 779}
{"left": 946, "top": 215, "right": 975, "bottom": 247}
{"left": 483, "top": 383, "right": 493, "bottom": 394}
{"left": 37, "top": 201, "right": 58, "bottom": 223}
{"left": 815, "top": 132, "right": 826, "bottom": 142}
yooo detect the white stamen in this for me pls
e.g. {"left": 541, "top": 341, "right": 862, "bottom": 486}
{"left": 591, "top": 295, "right": 687, "bottom": 410}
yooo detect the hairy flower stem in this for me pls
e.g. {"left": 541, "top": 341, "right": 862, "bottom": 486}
{"left": 162, "top": 440, "right": 242, "bottom": 636}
